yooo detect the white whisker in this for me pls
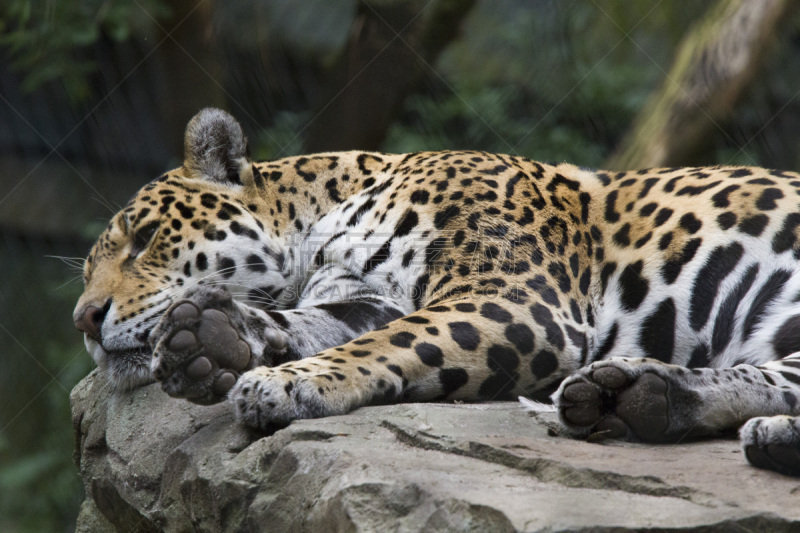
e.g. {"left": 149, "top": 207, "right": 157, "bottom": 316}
{"left": 46, "top": 255, "right": 86, "bottom": 273}
{"left": 53, "top": 275, "right": 84, "bottom": 292}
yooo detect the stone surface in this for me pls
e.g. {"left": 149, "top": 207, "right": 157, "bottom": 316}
{"left": 71, "top": 369, "right": 800, "bottom": 532}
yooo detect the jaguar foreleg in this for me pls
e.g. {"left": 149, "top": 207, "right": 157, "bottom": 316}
{"left": 232, "top": 297, "right": 585, "bottom": 430}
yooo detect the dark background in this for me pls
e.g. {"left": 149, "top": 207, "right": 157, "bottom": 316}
{"left": 1, "top": 1, "right": 799, "bottom": 530}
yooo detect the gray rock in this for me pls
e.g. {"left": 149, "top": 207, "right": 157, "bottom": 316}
{"left": 71, "top": 369, "right": 800, "bottom": 532}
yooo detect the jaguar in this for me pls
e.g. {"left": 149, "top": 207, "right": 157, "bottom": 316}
{"left": 75, "top": 108, "right": 800, "bottom": 476}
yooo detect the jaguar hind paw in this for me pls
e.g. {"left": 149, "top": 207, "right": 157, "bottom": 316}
{"left": 554, "top": 359, "right": 681, "bottom": 443}
{"left": 741, "top": 416, "right": 800, "bottom": 476}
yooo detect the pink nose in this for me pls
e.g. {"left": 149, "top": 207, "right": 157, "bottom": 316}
{"left": 74, "top": 304, "right": 107, "bottom": 339}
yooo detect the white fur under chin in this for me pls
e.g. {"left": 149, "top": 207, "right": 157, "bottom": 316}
{"left": 85, "top": 335, "right": 154, "bottom": 391}
{"left": 109, "top": 364, "right": 155, "bottom": 392}
{"left": 518, "top": 396, "right": 557, "bottom": 413}
{"left": 84, "top": 336, "right": 106, "bottom": 365}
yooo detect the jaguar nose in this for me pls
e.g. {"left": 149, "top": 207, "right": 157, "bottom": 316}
{"left": 75, "top": 301, "right": 110, "bottom": 339}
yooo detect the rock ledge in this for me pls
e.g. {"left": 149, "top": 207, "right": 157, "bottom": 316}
{"left": 71, "top": 369, "right": 800, "bottom": 532}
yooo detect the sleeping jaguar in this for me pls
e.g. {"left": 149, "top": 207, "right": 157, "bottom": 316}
{"left": 75, "top": 108, "right": 800, "bottom": 476}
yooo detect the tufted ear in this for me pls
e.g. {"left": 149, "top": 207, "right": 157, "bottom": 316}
{"left": 183, "top": 108, "right": 251, "bottom": 185}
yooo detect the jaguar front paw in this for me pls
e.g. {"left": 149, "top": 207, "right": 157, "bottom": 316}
{"left": 741, "top": 416, "right": 800, "bottom": 476}
{"left": 149, "top": 288, "right": 286, "bottom": 404}
{"left": 554, "top": 359, "right": 676, "bottom": 442}
{"left": 230, "top": 367, "right": 337, "bottom": 430}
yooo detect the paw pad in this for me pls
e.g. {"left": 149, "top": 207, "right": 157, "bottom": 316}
{"left": 592, "top": 366, "right": 627, "bottom": 389}
{"left": 559, "top": 366, "right": 673, "bottom": 442}
{"left": 615, "top": 373, "right": 668, "bottom": 439}
{"left": 195, "top": 309, "right": 251, "bottom": 371}
{"left": 562, "top": 383, "right": 601, "bottom": 426}
{"left": 744, "top": 444, "right": 800, "bottom": 476}
{"left": 214, "top": 372, "right": 238, "bottom": 395}
{"left": 265, "top": 329, "right": 286, "bottom": 351}
{"left": 169, "top": 330, "right": 197, "bottom": 352}
{"left": 186, "top": 356, "right": 212, "bottom": 379}
{"left": 742, "top": 417, "right": 800, "bottom": 476}
{"left": 152, "top": 295, "right": 254, "bottom": 403}
{"left": 171, "top": 302, "right": 199, "bottom": 321}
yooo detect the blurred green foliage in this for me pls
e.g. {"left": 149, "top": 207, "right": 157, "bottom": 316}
{"left": 252, "top": 111, "right": 311, "bottom": 161}
{"left": 0, "top": 0, "right": 170, "bottom": 102}
{"left": 0, "top": 240, "right": 92, "bottom": 532}
{"left": 383, "top": 0, "right": 715, "bottom": 166}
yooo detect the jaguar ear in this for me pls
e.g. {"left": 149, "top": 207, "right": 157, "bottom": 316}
{"left": 183, "top": 108, "right": 251, "bottom": 185}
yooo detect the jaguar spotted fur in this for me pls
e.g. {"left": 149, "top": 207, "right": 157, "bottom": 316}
{"left": 74, "top": 108, "right": 800, "bottom": 476}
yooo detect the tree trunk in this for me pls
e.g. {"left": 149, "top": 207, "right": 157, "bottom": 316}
{"left": 304, "top": 0, "right": 475, "bottom": 153}
{"left": 156, "top": 0, "right": 226, "bottom": 156}
{"left": 605, "top": 0, "right": 795, "bottom": 170}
